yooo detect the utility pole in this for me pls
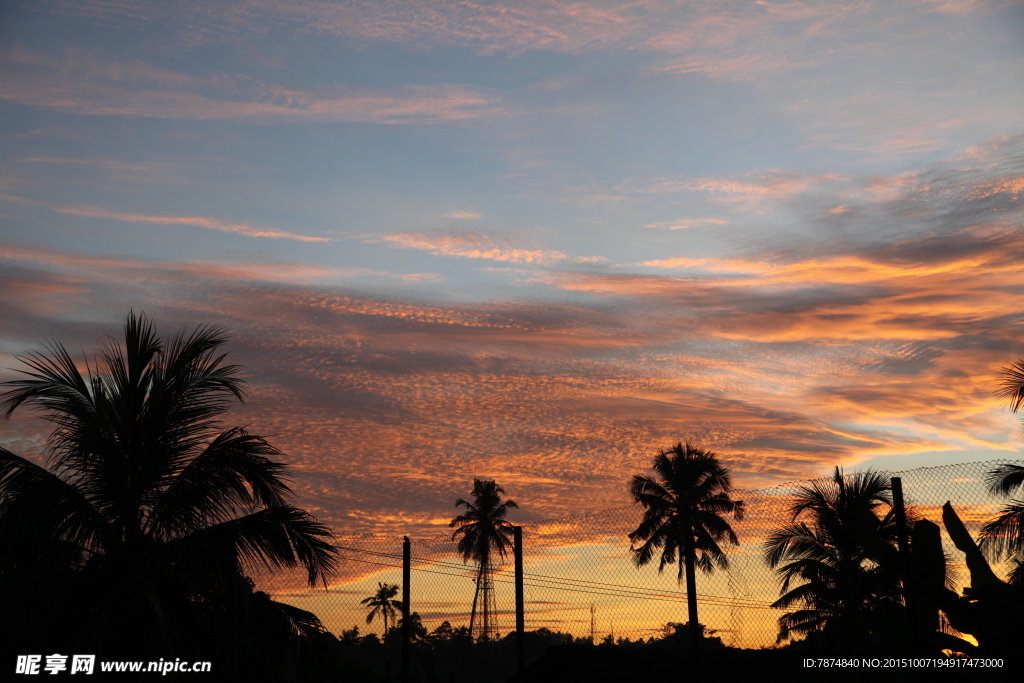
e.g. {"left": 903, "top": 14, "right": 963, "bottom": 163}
{"left": 514, "top": 526, "right": 525, "bottom": 676}
{"left": 402, "top": 536, "right": 411, "bottom": 683}
{"left": 891, "top": 478, "right": 919, "bottom": 651}
{"left": 590, "top": 605, "right": 596, "bottom": 643}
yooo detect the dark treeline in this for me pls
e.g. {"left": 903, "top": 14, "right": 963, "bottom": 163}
{"left": 333, "top": 619, "right": 725, "bottom": 683}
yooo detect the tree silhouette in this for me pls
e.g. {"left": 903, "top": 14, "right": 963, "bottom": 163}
{"left": 996, "top": 358, "right": 1024, "bottom": 420}
{"left": 0, "top": 312, "right": 337, "bottom": 664}
{"left": 763, "top": 468, "right": 903, "bottom": 646}
{"left": 979, "top": 465, "right": 1024, "bottom": 585}
{"left": 627, "top": 442, "right": 744, "bottom": 650}
{"left": 361, "top": 582, "right": 403, "bottom": 635}
{"left": 450, "top": 479, "right": 518, "bottom": 639}
{"left": 394, "top": 610, "right": 427, "bottom": 642}
{"left": 979, "top": 360, "right": 1024, "bottom": 584}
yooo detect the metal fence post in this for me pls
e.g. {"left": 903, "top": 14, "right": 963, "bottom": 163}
{"left": 891, "top": 477, "right": 918, "bottom": 648}
{"left": 402, "top": 535, "right": 411, "bottom": 683}
{"left": 514, "top": 525, "right": 525, "bottom": 675}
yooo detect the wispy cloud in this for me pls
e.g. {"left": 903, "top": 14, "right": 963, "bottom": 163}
{"left": 0, "top": 242, "right": 445, "bottom": 288}
{"left": 644, "top": 218, "right": 729, "bottom": 230}
{"left": 55, "top": 0, "right": 1002, "bottom": 63}
{"left": 377, "top": 230, "right": 570, "bottom": 264}
{"left": 0, "top": 194, "right": 330, "bottom": 242}
{"left": 47, "top": 1, "right": 1012, "bottom": 87}
{"left": 621, "top": 170, "right": 846, "bottom": 201}
{"left": 443, "top": 210, "right": 482, "bottom": 219}
{"left": 65, "top": 206, "right": 331, "bottom": 242}
{"left": 0, "top": 46, "right": 500, "bottom": 124}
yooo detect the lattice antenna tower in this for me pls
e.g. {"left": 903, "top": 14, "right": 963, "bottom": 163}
{"left": 480, "top": 568, "right": 495, "bottom": 639}
{"left": 469, "top": 559, "right": 497, "bottom": 640}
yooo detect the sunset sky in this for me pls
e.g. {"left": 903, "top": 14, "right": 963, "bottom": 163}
{"left": 2, "top": 0, "right": 1024, "bottom": 540}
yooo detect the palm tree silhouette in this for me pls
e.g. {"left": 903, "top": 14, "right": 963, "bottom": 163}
{"left": 361, "top": 582, "right": 403, "bottom": 635}
{"left": 450, "top": 479, "right": 518, "bottom": 640}
{"left": 979, "top": 468, "right": 1024, "bottom": 585}
{"left": 627, "top": 442, "right": 744, "bottom": 650}
{"left": 764, "top": 468, "right": 903, "bottom": 646}
{"left": 979, "top": 359, "right": 1024, "bottom": 584}
{"left": 0, "top": 312, "right": 337, "bottom": 658}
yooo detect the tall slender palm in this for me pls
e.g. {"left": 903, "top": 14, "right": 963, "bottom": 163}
{"left": 449, "top": 479, "right": 518, "bottom": 639}
{"left": 627, "top": 442, "right": 744, "bottom": 650}
{"left": 0, "top": 312, "right": 337, "bottom": 658}
{"left": 763, "top": 468, "right": 904, "bottom": 646}
{"left": 979, "top": 359, "right": 1024, "bottom": 584}
{"left": 360, "top": 582, "right": 403, "bottom": 635}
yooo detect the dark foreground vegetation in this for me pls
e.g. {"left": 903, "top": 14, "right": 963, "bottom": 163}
{"left": 2, "top": 314, "right": 1023, "bottom": 681}
{"left": 323, "top": 621, "right": 1020, "bottom": 683}
{"left": 335, "top": 620, "right": 726, "bottom": 683}
{"left": 0, "top": 313, "right": 341, "bottom": 681}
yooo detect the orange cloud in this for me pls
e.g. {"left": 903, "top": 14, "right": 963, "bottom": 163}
{"left": 644, "top": 218, "right": 729, "bottom": 230}
{"left": 64, "top": 206, "right": 332, "bottom": 242}
{"left": 378, "top": 231, "right": 570, "bottom": 264}
{"left": 0, "top": 194, "right": 330, "bottom": 242}
{"left": 0, "top": 243, "right": 434, "bottom": 287}
{"left": 620, "top": 171, "right": 846, "bottom": 205}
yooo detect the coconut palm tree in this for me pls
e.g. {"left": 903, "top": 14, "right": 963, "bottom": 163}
{"left": 0, "top": 312, "right": 337, "bottom": 662}
{"left": 763, "top": 468, "right": 904, "bottom": 646}
{"left": 996, "top": 358, "right": 1024, "bottom": 419}
{"left": 360, "top": 582, "right": 403, "bottom": 635}
{"left": 979, "top": 469, "right": 1024, "bottom": 585}
{"left": 449, "top": 479, "right": 518, "bottom": 639}
{"left": 627, "top": 442, "right": 744, "bottom": 650}
{"left": 979, "top": 359, "right": 1024, "bottom": 584}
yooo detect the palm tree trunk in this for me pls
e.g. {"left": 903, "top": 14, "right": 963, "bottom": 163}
{"left": 480, "top": 555, "right": 494, "bottom": 639}
{"left": 482, "top": 563, "right": 491, "bottom": 639}
{"left": 683, "top": 546, "right": 700, "bottom": 650}
{"left": 469, "top": 563, "right": 483, "bottom": 638}
{"left": 681, "top": 506, "right": 701, "bottom": 652}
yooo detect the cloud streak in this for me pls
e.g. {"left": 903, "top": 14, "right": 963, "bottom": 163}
{"left": 0, "top": 193, "right": 330, "bottom": 242}
{"left": 0, "top": 46, "right": 500, "bottom": 124}
{"left": 52, "top": 1, "right": 1008, "bottom": 62}
{"left": 377, "top": 230, "right": 571, "bottom": 264}
{"left": 644, "top": 218, "right": 729, "bottom": 230}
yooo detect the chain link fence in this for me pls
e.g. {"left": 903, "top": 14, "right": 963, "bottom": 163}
{"left": 258, "top": 459, "right": 1023, "bottom": 680}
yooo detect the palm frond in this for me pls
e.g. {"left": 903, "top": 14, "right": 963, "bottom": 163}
{"left": 776, "top": 609, "right": 828, "bottom": 642}
{"left": 627, "top": 441, "right": 742, "bottom": 605}
{"left": 1007, "top": 557, "right": 1024, "bottom": 586}
{"left": 449, "top": 479, "right": 518, "bottom": 565}
{"left": 0, "top": 446, "right": 108, "bottom": 563}
{"left": 995, "top": 359, "right": 1024, "bottom": 413}
{"left": 765, "top": 468, "right": 901, "bottom": 645}
{"left": 0, "top": 340, "right": 94, "bottom": 423}
{"left": 146, "top": 428, "right": 292, "bottom": 539}
{"left": 986, "top": 464, "right": 1024, "bottom": 497}
{"left": 0, "top": 313, "right": 342, "bottom": 668}
{"left": 763, "top": 522, "right": 820, "bottom": 568}
{"left": 166, "top": 506, "right": 337, "bottom": 587}
{"left": 978, "top": 500, "right": 1024, "bottom": 561}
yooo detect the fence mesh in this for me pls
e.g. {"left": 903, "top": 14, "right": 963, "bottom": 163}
{"left": 257, "top": 459, "right": 1023, "bottom": 679}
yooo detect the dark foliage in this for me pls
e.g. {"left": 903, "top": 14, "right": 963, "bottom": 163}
{"left": 0, "top": 312, "right": 340, "bottom": 681}
{"left": 763, "top": 468, "right": 905, "bottom": 647}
